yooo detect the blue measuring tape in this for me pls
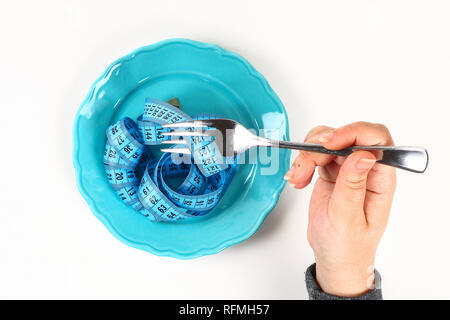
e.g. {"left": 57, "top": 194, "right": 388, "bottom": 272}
{"left": 104, "top": 98, "right": 239, "bottom": 222}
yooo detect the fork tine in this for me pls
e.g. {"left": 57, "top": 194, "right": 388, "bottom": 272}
{"left": 160, "top": 147, "right": 192, "bottom": 155}
{"left": 162, "top": 120, "right": 211, "bottom": 128}
{"left": 160, "top": 139, "right": 187, "bottom": 145}
{"left": 161, "top": 131, "right": 210, "bottom": 137}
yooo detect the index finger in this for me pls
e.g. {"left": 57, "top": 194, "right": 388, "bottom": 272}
{"left": 319, "top": 121, "right": 395, "bottom": 149}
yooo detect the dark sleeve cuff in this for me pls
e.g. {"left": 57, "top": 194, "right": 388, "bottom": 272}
{"left": 305, "top": 263, "right": 383, "bottom": 300}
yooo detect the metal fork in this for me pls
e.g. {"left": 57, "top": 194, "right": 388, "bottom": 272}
{"left": 160, "top": 118, "right": 429, "bottom": 173}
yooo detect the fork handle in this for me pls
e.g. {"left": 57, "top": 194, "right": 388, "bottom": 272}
{"left": 271, "top": 141, "right": 429, "bottom": 173}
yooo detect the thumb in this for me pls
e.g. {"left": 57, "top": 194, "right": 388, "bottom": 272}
{"left": 330, "top": 151, "right": 377, "bottom": 221}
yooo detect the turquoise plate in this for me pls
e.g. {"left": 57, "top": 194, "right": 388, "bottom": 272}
{"left": 73, "top": 39, "right": 290, "bottom": 259}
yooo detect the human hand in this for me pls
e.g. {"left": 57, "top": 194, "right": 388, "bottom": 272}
{"left": 284, "top": 122, "right": 396, "bottom": 297}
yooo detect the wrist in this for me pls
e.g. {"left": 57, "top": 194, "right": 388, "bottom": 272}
{"left": 315, "top": 261, "right": 375, "bottom": 297}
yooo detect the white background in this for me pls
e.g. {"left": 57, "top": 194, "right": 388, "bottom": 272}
{"left": 0, "top": 0, "right": 449, "bottom": 299}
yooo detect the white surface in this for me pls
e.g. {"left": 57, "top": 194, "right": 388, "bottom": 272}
{"left": 0, "top": 0, "right": 449, "bottom": 299}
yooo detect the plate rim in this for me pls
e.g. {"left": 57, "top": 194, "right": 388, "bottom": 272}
{"left": 72, "top": 38, "right": 290, "bottom": 259}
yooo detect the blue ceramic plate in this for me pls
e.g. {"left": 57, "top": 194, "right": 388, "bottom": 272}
{"left": 73, "top": 39, "right": 290, "bottom": 259}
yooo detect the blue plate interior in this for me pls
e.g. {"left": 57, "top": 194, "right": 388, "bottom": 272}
{"left": 73, "top": 39, "right": 290, "bottom": 259}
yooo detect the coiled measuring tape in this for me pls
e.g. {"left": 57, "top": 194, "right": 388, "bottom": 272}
{"left": 104, "top": 98, "right": 239, "bottom": 222}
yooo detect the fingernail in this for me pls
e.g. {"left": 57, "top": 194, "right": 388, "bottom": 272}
{"left": 284, "top": 167, "right": 295, "bottom": 180}
{"left": 356, "top": 158, "right": 376, "bottom": 172}
{"left": 288, "top": 182, "right": 296, "bottom": 188}
{"left": 318, "top": 131, "right": 334, "bottom": 143}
